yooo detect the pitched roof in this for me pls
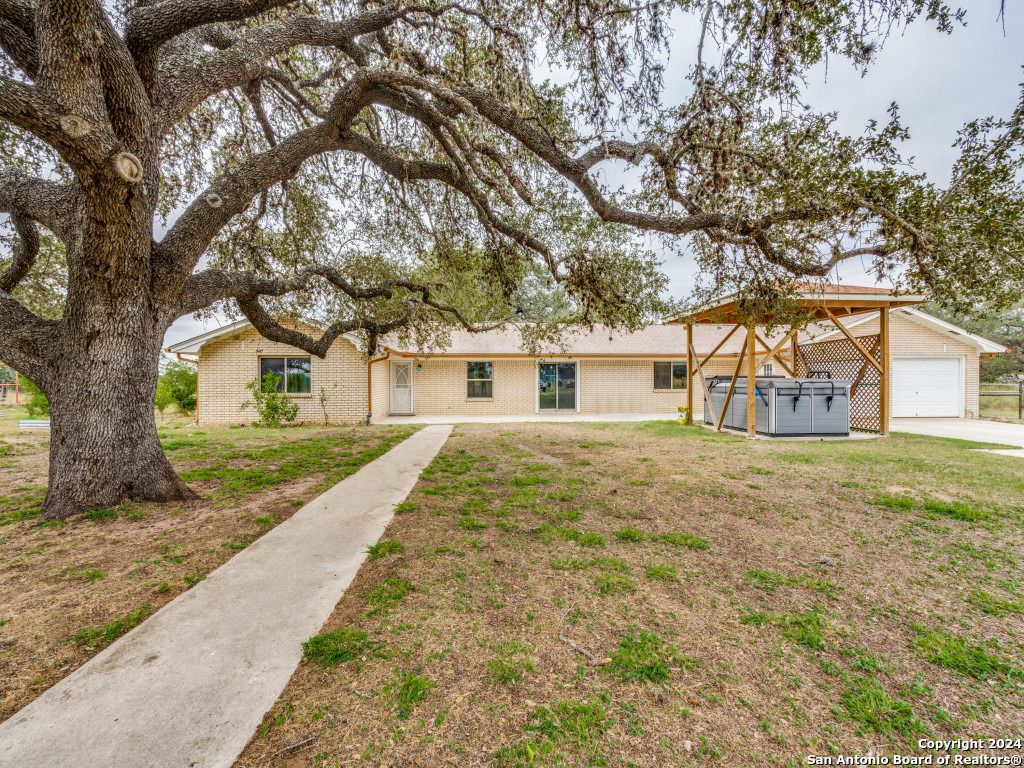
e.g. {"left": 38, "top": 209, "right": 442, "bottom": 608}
{"left": 165, "top": 318, "right": 366, "bottom": 355}
{"left": 381, "top": 323, "right": 788, "bottom": 357}
{"left": 806, "top": 308, "right": 1008, "bottom": 353}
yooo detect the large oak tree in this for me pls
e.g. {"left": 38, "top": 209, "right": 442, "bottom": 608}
{"left": 0, "top": 0, "right": 1021, "bottom": 519}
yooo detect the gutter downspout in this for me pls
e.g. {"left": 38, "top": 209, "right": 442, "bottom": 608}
{"left": 367, "top": 350, "right": 391, "bottom": 425}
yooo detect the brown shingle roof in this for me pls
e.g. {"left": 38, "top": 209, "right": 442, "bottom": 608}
{"left": 385, "top": 324, "right": 784, "bottom": 357}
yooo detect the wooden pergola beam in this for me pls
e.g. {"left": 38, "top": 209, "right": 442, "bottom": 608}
{"left": 847, "top": 337, "right": 880, "bottom": 399}
{"left": 689, "top": 341, "right": 717, "bottom": 427}
{"left": 880, "top": 306, "right": 890, "bottom": 435}
{"left": 700, "top": 324, "right": 741, "bottom": 368}
{"left": 685, "top": 324, "right": 694, "bottom": 424}
{"left": 715, "top": 330, "right": 749, "bottom": 432}
{"left": 754, "top": 331, "right": 795, "bottom": 377}
{"left": 746, "top": 324, "right": 757, "bottom": 437}
{"left": 824, "top": 308, "right": 883, "bottom": 374}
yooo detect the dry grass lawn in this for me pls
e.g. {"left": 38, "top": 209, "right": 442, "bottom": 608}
{"left": 0, "top": 416, "right": 418, "bottom": 723}
{"left": 233, "top": 421, "right": 1024, "bottom": 768}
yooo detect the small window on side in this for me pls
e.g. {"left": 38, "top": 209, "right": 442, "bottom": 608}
{"left": 655, "top": 362, "right": 687, "bottom": 390}
{"left": 467, "top": 361, "right": 493, "bottom": 398}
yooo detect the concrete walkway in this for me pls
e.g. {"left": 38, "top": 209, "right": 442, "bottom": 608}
{"left": 0, "top": 425, "right": 452, "bottom": 768}
{"left": 379, "top": 412, "right": 675, "bottom": 424}
{"left": 891, "top": 418, "right": 1024, "bottom": 457}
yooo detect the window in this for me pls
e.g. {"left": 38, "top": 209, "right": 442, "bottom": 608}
{"left": 259, "top": 356, "right": 311, "bottom": 394}
{"left": 761, "top": 362, "right": 774, "bottom": 376}
{"left": 467, "top": 361, "right": 493, "bottom": 398}
{"left": 654, "top": 361, "right": 687, "bottom": 390}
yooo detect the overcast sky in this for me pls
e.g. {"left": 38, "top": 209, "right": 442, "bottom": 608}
{"left": 155, "top": 7, "right": 1021, "bottom": 346}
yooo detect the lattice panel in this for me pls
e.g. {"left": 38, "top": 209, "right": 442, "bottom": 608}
{"left": 797, "top": 334, "right": 881, "bottom": 432}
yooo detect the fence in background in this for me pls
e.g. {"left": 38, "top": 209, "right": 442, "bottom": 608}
{"left": 980, "top": 380, "right": 1023, "bottom": 420}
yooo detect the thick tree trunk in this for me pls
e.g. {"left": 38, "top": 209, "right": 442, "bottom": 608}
{"left": 41, "top": 312, "right": 199, "bottom": 520}
{"left": 39, "top": 170, "right": 198, "bottom": 521}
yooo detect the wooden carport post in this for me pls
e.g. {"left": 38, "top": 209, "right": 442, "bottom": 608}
{"left": 685, "top": 323, "right": 694, "bottom": 424}
{"left": 880, "top": 306, "right": 890, "bottom": 435}
{"left": 746, "top": 323, "right": 757, "bottom": 437}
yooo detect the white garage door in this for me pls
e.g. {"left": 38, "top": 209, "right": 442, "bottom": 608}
{"left": 891, "top": 357, "right": 962, "bottom": 418}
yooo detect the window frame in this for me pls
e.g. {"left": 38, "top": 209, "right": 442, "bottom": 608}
{"left": 466, "top": 361, "right": 494, "bottom": 399}
{"left": 653, "top": 361, "right": 688, "bottom": 391}
{"left": 761, "top": 362, "right": 775, "bottom": 376}
{"left": 258, "top": 355, "right": 312, "bottom": 395}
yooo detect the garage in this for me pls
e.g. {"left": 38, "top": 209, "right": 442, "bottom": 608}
{"left": 891, "top": 356, "right": 962, "bottom": 418}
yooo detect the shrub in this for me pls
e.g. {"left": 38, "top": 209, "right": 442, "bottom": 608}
{"left": 160, "top": 360, "right": 198, "bottom": 414}
{"left": 241, "top": 372, "right": 299, "bottom": 427}
{"left": 154, "top": 381, "right": 175, "bottom": 419}
{"left": 20, "top": 377, "right": 49, "bottom": 417}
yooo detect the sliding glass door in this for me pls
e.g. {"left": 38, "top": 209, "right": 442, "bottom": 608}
{"left": 538, "top": 363, "right": 576, "bottom": 411}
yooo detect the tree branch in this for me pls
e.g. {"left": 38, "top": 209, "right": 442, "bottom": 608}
{"left": 0, "top": 290, "right": 57, "bottom": 388}
{"left": 0, "top": 168, "right": 78, "bottom": 244}
{"left": 126, "top": 0, "right": 293, "bottom": 55}
{"left": 0, "top": 211, "right": 38, "bottom": 292}
{"left": 174, "top": 266, "right": 505, "bottom": 355}
{"left": 154, "top": 71, "right": 381, "bottom": 293}
{"left": 0, "top": 0, "right": 38, "bottom": 77}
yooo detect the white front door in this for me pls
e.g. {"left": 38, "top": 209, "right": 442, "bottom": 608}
{"left": 390, "top": 361, "right": 414, "bottom": 414}
{"left": 892, "top": 357, "right": 962, "bottom": 418}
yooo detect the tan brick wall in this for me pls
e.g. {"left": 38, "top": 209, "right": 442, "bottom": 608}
{"left": 841, "top": 314, "right": 980, "bottom": 417}
{"left": 369, "top": 358, "right": 391, "bottom": 424}
{"left": 388, "top": 358, "right": 537, "bottom": 415}
{"left": 579, "top": 359, "right": 688, "bottom": 413}
{"left": 197, "top": 324, "right": 368, "bottom": 425}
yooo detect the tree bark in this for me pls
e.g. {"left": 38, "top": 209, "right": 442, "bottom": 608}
{"left": 41, "top": 303, "right": 199, "bottom": 520}
{"left": 39, "top": 172, "right": 199, "bottom": 520}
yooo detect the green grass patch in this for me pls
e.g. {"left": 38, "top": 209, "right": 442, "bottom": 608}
{"left": 493, "top": 699, "right": 611, "bottom": 766}
{"left": 386, "top": 669, "right": 436, "bottom": 720}
{"left": 365, "top": 577, "right": 413, "bottom": 615}
{"left": 644, "top": 563, "right": 680, "bottom": 583}
{"left": 613, "top": 527, "right": 646, "bottom": 543}
{"left": 0, "top": 484, "right": 47, "bottom": 525}
{"left": 839, "top": 676, "right": 929, "bottom": 739}
{"left": 366, "top": 540, "right": 404, "bottom": 562}
{"left": 63, "top": 568, "right": 105, "bottom": 583}
{"left": 745, "top": 569, "right": 842, "bottom": 598}
{"left": 608, "top": 630, "right": 696, "bottom": 685}
{"left": 302, "top": 628, "right": 385, "bottom": 667}
{"left": 872, "top": 493, "right": 915, "bottom": 511}
{"left": 921, "top": 498, "right": 990, "bottom": 522}
{"left": 594, "top": 572, "right": 635, "bottom": 596}
{"left": 176, "top": 428, "right": 417, "bottom": 501}
{"left": 912, "top": 627, "right": 1020, "bottom": 680}
{"left": 777, "top": 606, "right": 829, "bottom": 651}
{"left": 965, "top": 588, "right": 1023, "bottom": 616}
{"left": 86, "top": 507, "right": 118, "bottom": 522}
{"left": 488, "top": 641, "right": 536, "bottom": 686}
{"left": 73, "top": 604, "right": 154, "bottom": 648}
{"left": 658, "top": 532, "right": 709, "bottom": 551}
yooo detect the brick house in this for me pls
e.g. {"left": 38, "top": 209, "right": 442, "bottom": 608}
{"left": 166, "top": 300, "right": 1005, "bottom": 426}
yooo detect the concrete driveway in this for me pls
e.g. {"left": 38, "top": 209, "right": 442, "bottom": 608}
{"left": 891, "top": 418, "right": 1024, "bottom": 457}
